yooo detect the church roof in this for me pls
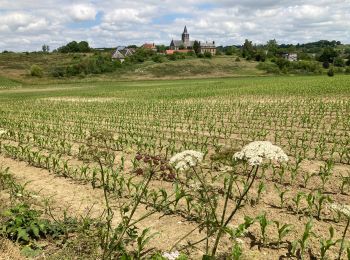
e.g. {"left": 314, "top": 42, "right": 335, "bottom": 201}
{"left": 171, "top": 40, "right": 195, "bottom": 47}
{"left": 183, "top": 26, "right": 188, "bottom": 34}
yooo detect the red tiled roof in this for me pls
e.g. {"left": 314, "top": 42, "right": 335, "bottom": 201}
{"left": 142, "top": 43, "right": 156, "bottom": 49}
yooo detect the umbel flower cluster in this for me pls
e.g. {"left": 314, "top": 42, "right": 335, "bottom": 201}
{"left": 162, "top": 251, "right": 180, "bottom": 260}
{"left": 329, "top": 203, "right": 350, "bottom": 218}
{"left": 0, "top": 129, "right": 7, "bottom": 136}
{"left": 169, "top": 150, "right": 204, "bottom": 171}
{"left": 233, "top": 141, "right": 289, "bottom": 166}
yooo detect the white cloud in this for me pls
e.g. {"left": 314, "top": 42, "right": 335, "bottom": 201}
{"left": 68, "top": 4, "right": 97, "bottom": 21}
{"left": 0, "top": 0, "right": 349, "bottom": 51}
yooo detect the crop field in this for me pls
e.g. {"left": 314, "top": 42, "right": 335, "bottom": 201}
{"left": 0, "top": 75, "right": 350, "bottom": 259}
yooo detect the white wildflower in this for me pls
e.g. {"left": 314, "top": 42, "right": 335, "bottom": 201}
{"left": 235, "top": 238, "right": 244, "bottom": 244}
{"left": 169, "top": 150, "right": 204, "bottom": 171}
{"left": 189, "top": 180, "right": 202, "bottom": 191}
{"left": 233, "top": 141, "right": 288, "bottom": 166}
{"left": 0, "top": 129, "right": 7, "bottom": 136}
{"left": 328, "top": 203, "right": 350, "bottom": 218}
{"left": 162, "top": 251, "right": 180, "bottom": 260}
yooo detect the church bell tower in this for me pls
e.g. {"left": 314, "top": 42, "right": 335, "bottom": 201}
{"left": 182, "top": 26, "right": 189, "bottom": 47}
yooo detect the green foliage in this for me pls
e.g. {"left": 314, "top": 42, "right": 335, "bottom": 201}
{"left": 328, "top": 68, "right": 335, "bottom": 77}
{"left": 30, "top": 65, "right": 43, "bottom": 77}
{"left": 292, "top": 220, "right": 316, "bottom": 258}
{"left": 152, "top": 54, "right": 165, "bottom": 63}
{"left": 274, "top": 221, "right": 293, "bottom": 246}
{"left": 204, "top": 52, "right": 212, "bottom": 58}
{"left": 51, "top": 53, "right": 121, "bottom": 77}
{"left": 255, "top": 50, "right": 267, "bottom": 62}
{"left": 242, "top": 39, "right": 256, "bottom": 60}
{"left": 318, "top": 47, "right": 339, "bottom": 63}
{"left": 319, "top": 226, "right": 339, "bottom": 260}
{"left": 257, "top": 212, "right": 272, "bottom": 245}
{"left": 57, "top": 41, "right": 91, "bottom": 53}
{"left": 127, "top": 48, "right": 156, "bottom": 63}
{"left": 0, "top": 203, "right": 62, "bottom": 244}
{"left": 225, "top": 46, "right": 237, "bottom": 56}
{"left": 193, "top": 40, "right": 201, "bottom": 54}
{"left": 334, "top": 57, "right": 345, "bottom": 67}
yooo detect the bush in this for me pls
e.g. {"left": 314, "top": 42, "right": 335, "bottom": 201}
{"left": 152, "top": 55, "right": 164, "bottom": 63}
{"left": 30, "top": 65, "right": 43, "bottom": 77}
{"left": 167, "top": 54, "right": 177, "bottom": 61}
{"left": 50, "top": 67, "right": 65, "bottom": 77}
{"left": 186, "top": 51, "right": 195, "bottom": 57}
{"left": 345, "top": 67, "right": 350, "bottom": 74}
{"left": 197, "top": 53, "right": 204, "bottom": 58}
{"left": 235, "top": 57, "right": 240, "bottom": 62}
{"left": 204, "top": 52, "right": 212, "bottom": 58}
{"left": 327, "top": 68, "right": 334, "bottom": 77}
{"left": 275, "top": 58, "right": 290, "bottom": 70}
{"left": 0, "top": 203, "right": 63, "bottom": 244}
{"left": 346, "top": 57, "right": 350, "bottom": 66}
{"left": 322, "top": 61, "right": 330, "bottom": 69}
{"left": 334, "top": 57, "right": 345, "bottom": 67}
{"left": 256, "top": 62, "right": 280, "bottom": 74}
{"left": 54, "top": 54, "right": 121, "bottom": 77}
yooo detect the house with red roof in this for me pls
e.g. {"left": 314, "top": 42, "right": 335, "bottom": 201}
{"left": 142, "top": 43, "right": 157, "bottom": 52}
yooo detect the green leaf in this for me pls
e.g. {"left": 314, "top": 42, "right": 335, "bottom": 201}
{"left": 17, "top": 227, "right": 29, "bottom": 242}
{"left": 30, "top": 223, "right": 40, "bottom": 238}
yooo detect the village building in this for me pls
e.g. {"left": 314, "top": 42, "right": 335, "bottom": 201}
{"left": 282, "top": 53, "right": 298, "bottom": 62}
{"left": 170, "top": 26, "right": 216, "bottom": 55}
{"left": 142, "top": 43, "right": 157, "bottom": 52}
{"left": 112, "top": 46, "right": 135, "bottom": 63}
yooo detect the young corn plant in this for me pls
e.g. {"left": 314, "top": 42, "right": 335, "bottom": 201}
{"left": 292, "top": 220, "right": 316, "bottom": 260}
{"left": 256, "top": 212, "right": 272, "bottom": 246}
{"left": 319, "top": 226, "right": 339, "bottom": 260}
{"left": 314, "top": 190, "right": 332, "bottom": 220}
{"left": 293, "top": 192, "right": 305, "bottom": 214}
{"left": 273, "top": 221, "right": 293, "bottom": 248}
{"left": 274, "top": 184, "right": 288, "bottom": 209}
{"left": 256, "top": 181, "right": 266, "bottom": 205}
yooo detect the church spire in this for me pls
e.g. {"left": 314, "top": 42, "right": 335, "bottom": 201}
{"left": 183, "top": 25, "right": 188, "bottom": 33}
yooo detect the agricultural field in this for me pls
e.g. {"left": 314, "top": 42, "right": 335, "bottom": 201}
{"left": 0, "top": 75, "right": 350, "bottom": 259}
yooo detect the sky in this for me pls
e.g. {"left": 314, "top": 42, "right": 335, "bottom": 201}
{"left": 0, "top": 0, "right": 349, "bottom": 52}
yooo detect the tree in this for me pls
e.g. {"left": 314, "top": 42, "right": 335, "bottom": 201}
{"left": 318, "top": 47, "right": 338, "bottom": 63}
{"left": 179, "top": 44, "right": 185, "bottom": 50}
{"left": 193, "top": 40, "right": 201, "bottom": 55}
{"left": 42, "top": 44, "right": 50, "bottom": 53}
{"left": 225, "top": 46, "right": 236, "bottom": 55}
{"left": 255, "top": 50, "right": 267, "bottom": 62}
{"left": 242, "top": 39, "right": 256, "bottom": 59}
{"left": 346, "top": 55, "right": 350, "bottom": 66}
{"left": 156, "top": 45, "right": 167, "bottom": 53}
{"left": 77, "top": 41, "right": 90, "bottom": 52}
{"left": 334, "top": 57, "right": 345, "bottom": 67}
{"left": 57, "top": 41, "right": 91, "bottom": 53}
{"left": 266, "top": 39, "right": 278, "bottom": 57}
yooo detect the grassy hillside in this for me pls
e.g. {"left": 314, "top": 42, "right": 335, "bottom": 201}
{"left": 0, "top": 52, "right": 264, "bottom": 84}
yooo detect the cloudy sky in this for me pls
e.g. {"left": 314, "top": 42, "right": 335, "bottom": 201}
{"left": 0, "top": 0, "right": 349, "bottom": 51}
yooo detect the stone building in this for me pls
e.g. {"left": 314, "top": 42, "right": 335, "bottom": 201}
{"left": 169, "top": 26, "right": 216, "bottom": 55}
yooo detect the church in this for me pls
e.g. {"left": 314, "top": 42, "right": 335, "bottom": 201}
{"left": 169, "top": 26, "right": 216, "bottom": 55}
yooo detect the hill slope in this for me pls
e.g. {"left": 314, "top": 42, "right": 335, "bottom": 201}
{"left": 0, "top": 53, "right": 264, "bottom": 84}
